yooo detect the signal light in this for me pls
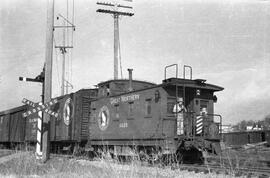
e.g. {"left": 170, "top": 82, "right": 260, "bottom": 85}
{"left": 19, "top": 77, "right": 26, "bottom": 81}
{"left": 196, "top": 89, "right": 200, "bottom": 96}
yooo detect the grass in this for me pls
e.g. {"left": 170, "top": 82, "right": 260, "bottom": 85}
{"left": 204, "top": 145, "right": 270, "bottom": 177}
{"left": 0, "top": 151, "right": 233, "bottom": 178}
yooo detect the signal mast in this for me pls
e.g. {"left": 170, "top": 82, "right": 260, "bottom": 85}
{"left": 96, "top": 0, "right": 134, "bottom": 79}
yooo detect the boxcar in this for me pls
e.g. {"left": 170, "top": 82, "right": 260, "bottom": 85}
{"left": 9, "top": 105, "right": 27, "bottom": 143}
{"left": 0, "top": 110, "right": 11, "bottom": 145}
{"left": 49, "top": 89, "right": 97, "bottom": 151}
{"left": 25, "top": 111, "right": 39, "bottom": 143}
{"left": 0, "top": 105, "right": 28, "bottom": 148}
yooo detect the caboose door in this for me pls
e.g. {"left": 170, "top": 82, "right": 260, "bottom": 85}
{"left": 193, "top": 99, "right": 210, "bottom": 114}
{"left": 192, "top": 98, "right": 213, "bottom": 136}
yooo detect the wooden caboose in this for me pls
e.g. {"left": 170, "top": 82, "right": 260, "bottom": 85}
{"left": 87, "top": 66, "right": 223, "bottom": 160}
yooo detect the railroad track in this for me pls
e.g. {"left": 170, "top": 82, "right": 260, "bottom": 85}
{"left": 203, "top": 154, "right": 270, "bottom": 177}
{"left": 1, "top": 149, "right": 269, "bottom": 177}
{"left": 50, "top": 152, "right": 270, "bottom": 177}
{"left": 0, "top": 149, "right": 16, "bottom": 158}
{"left": 175, "top": 163, "right": 270, "bottom": 177}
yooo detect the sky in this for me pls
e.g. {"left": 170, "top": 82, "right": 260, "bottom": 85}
{"left": 0, "top": 0, "right": 269, "bottom": 124}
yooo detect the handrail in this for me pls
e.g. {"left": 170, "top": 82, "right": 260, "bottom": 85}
{"left": 206, "top": 113, "right": 223, "bottom": 135}
{"left": 164, "top": 64, "right": 178, "bottom": 80}
{"left": 183, "top": 65, "right": 192, "bottom": 80}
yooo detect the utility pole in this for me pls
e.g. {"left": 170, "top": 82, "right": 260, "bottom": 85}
{"left": 61, "top": 18, "right": 66, "bottom": 96}
{"left": 61, "top": 23, "right": 66, "bottom": 96}
{"left": 97, "top": 1, "right": 134, "bottom": 79}
{"left": 114, "top": 14, "right": 119, "bottom": 79}
{"left": 42, "top": 0, "right": 55, "bottom": 163}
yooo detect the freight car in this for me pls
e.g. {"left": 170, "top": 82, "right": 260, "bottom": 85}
{"left": 0, "top": 105, "right": 37, "bottom": 149}
{"left": 85, "top": 65, "right": 224, "bottom": 163}
{"left": 0, "top": 88, "right": 98, "bottom": 151}
{"left": 222, "top": 130, "right": 270, "bottom": 147}
{"left": 49, "top": 88, "right": 97, "bottom": 152}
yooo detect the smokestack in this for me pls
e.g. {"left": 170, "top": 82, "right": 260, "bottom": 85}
{"left": 128, "top": 68, "right": 133, "bottom": 92}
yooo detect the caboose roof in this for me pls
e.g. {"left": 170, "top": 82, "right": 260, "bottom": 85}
{"left": 98, "top": 79, "right": 156, "bottom": 87}
{"left": 162, "top": 78, "right": 224, "bottom": 92}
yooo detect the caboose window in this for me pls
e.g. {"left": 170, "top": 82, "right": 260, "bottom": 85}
{"left": 200, "top": 100, "right": 209, "bottom": 114}
{"left": 167, "top": 96, "right": 176, "bottom": 114}
{"left": 200, "top": 100, "right": 208, "bottom": 110}
{"left": 128, "top": 102, "right": 134, "bottom": 117}
{"left": 115, "top": 104, "right": 120, "bottom": 118}
{"left": 167, "top": 102, "right": 174, "bottom": 113}
{"left": 145, "top": 99, "right": 152, "bottom": 116}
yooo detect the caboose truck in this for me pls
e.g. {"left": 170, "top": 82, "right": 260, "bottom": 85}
{"left": 86, "top": 64, "right": 224, "bottom": 163}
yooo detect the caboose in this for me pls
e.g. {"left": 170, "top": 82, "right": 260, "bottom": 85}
{"left": 86, "top": 64, "right": 224, "bottom": 163}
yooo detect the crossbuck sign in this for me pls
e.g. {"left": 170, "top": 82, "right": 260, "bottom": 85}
{"left": 22, "top": 97, "right": 59, "bottom": 160}
{"left": 22, "top": 98, "right": 59, "bottom": 118}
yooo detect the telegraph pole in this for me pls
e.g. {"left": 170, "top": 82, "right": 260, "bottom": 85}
{"left": 97, "top": 2, "right": 134, "bottom": 79}
{"left": 114, "top": 14, "right": 119, "bottom": 79}
{"left": 61, "top": 18, "right": 66, "bottom": 96}
{"left": 42, "top": 0, "right": 55, "bottom": 163}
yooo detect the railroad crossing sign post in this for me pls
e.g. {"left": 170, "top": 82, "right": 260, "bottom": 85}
{"left": 22, "top": 98, "right": 59, "bottom": 159}
{"left": 19, "top": 66, "right": 45, "bottom": 159}
{"left": 21, "top": 0, "right": 55, "bottom": 162}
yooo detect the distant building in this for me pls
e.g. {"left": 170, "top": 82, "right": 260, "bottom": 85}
{"left": 222, "top": 125, "right": 233, "bottom": 133}
{"left": 246, "top": 124, "right": 262, "bottom": 131}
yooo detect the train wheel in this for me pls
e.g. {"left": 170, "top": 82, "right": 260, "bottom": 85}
{"left": 161, "top": 154, "right": 177, "bottom": 166}
{"left": 87, "top": 151, "right": 96, "bottom": 160}
{"left": 211, "top": 142, "right": 221, "bottom": 155}
{"left": 183, "top": 148, "right": 204, "bottom": 164}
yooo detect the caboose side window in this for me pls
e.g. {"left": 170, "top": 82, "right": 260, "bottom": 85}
{"left": 115, "top": 104, "right": 119, "bottom": 119}
{"left": 145, "top": 99, "right": 152, "bottom": 116}
{"left": 167, "top": 102, "right": 174, "bottom": 113}
{"left": 128, "top": 102, "right": 134, "bottom": 117}
{"left": 167, "top": 96, "right": 176, "bottom": 114}
{"left": 200, "top": 100, "right": 209, "bottom": 114}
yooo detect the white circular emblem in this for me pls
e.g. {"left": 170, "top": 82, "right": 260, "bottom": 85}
{"left": 63, "top": 98, "right": 72, "bottom": 126}
{"left": 98, "top": 106, "right": 110, "bottom": 131}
